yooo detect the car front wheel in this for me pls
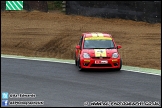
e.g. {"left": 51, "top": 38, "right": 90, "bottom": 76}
{"left": 116, "top": 59, "right": 122, "bottom": 71}
{"left": 77, "top": 58, "right": 83, "bottom": 71}
{"left": 75, "top": 55, "right": 77, "bottom": 66}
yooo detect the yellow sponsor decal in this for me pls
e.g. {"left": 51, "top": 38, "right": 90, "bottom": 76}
{"left": 85, "top": 37, "right": 112, "bottom": 40}
{"left": 94, "top": 49, "right": 107, "bottom": 57}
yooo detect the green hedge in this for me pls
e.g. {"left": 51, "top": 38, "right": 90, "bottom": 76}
{"left": 47, "top": 1, "right": 63, "bottom": 10}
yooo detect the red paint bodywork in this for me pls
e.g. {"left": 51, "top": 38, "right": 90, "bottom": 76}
{"left": 75, "top": 32, "right": 122, "bottom": 69}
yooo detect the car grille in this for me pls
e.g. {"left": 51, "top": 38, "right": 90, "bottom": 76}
{"left": 91, "top": 64, "right": 112, "bottom": 67}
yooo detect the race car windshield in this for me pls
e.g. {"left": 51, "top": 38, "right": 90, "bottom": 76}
{"left": 83, "top": 39, "right": 115, "bottom": 49}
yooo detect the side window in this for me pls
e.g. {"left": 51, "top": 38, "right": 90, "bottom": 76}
{"left": 79, "top": 36, "right": 83, "bottom": 49}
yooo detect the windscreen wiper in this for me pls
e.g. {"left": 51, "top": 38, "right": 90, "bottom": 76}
{"left": 84, "top": 47, "right": 116, "bottom": 49}
{"left": 106, "top": 47, "right": 116, "bottom": 49}
{"left": 84, "top": 48, "right": 95, "bottom": 49}
{"left": 84, "top": 48, "right": 104, "bottom": 49}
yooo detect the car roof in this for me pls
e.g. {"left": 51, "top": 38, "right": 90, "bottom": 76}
{"left": 82, "top": 32, "right": 112, "bottom": 38}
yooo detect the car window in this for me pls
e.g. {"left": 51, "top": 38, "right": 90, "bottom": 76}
{"left": 83, "top": 39, "right": 115, "bottom": 49}
{"left": 79, "top": 36, "right": 83, "bottom": 49}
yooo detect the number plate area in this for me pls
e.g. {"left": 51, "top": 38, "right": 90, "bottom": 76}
{"left": 95, "top": 60, "right": 108, "bottom": 64}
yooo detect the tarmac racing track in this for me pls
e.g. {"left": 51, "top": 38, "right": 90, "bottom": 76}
{"left": 1, "top": 57, "right": 161, "bottom": 107}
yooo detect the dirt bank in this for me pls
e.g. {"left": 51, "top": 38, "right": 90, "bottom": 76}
{"left": 1, "top": 11, "right": 161, "bottom": 70}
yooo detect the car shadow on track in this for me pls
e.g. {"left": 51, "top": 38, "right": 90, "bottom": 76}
{"left": 78, "top": 69, "right": 121, "bottom": 74}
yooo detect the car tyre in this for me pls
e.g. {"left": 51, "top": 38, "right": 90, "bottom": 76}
{"left": 116, "top": 59, "right": 122, "bottom": 71}
{"left": 77, "top": 58, "right": 83, "bottom": 71}
{"left": 75, "top": 55, "right": 77, "bottom": 66}
{"left": 75, "top": 59, "right": 77, "bottom": 66}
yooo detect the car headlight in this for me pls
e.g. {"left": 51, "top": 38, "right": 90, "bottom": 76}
{"left": 112, "top": 53, "right": 118, "bottom": 58}
{"left": 83, "top": 53, "right": 90, "bottom": 58}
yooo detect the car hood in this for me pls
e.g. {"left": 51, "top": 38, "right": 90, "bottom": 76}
{"left": 82, "top": 49, "right": 118, "bottom": 57}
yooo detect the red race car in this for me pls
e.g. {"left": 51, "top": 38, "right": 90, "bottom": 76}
{"left": 75, "top": 32, "right": 122, "bottom": 71}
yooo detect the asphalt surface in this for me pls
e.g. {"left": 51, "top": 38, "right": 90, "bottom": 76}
{"left": 1, "top": 58, "right": 161, "bottom": 107}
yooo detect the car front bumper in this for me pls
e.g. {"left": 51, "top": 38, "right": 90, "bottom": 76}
{"left": 80, "top": 58, "right": 121, "bottom": 69}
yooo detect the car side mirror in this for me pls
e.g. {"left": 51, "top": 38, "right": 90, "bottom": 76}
{"left": 117, "top": 45, "right": 122, "bottom": 49}
{"left": 75, "top": 45, "right": 80, "bottom": 49}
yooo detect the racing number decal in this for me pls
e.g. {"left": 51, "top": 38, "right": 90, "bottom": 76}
{"left": 94, "top": 49, "right": 107, "bottom": 57}
{"left": 91, "top": 33, "right": 104, "bottom": 37}
{"left": 91, "top": 33, "right": 97, "bottom": 37}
